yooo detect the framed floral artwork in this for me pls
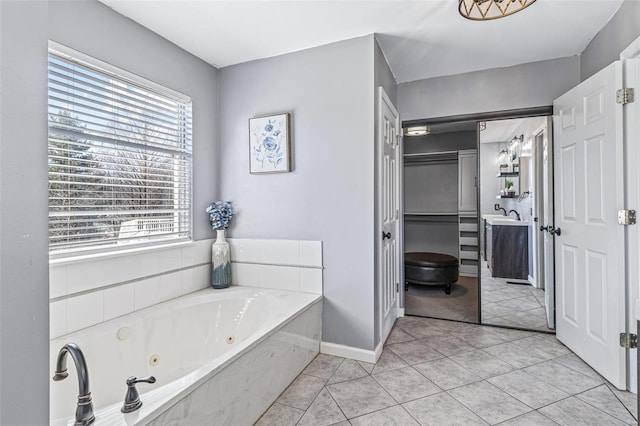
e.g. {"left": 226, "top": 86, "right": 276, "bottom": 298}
{"left": 249, "top": 112, "right": 291, "bottom": 174}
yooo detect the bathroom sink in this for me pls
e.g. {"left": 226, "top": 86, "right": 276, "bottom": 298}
{"left": 484, "top": 216, "right": 528, "bottom": 226}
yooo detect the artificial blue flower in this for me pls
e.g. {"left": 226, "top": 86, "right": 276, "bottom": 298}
{"left": 265, "top": 123, "right": 274, "bottom": 132}
{"left": 206, "top": 201, "right": 236, "bottom": 230}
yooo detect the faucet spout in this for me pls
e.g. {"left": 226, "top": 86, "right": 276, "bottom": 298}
{"left": 53, "top": 343, "right": 95, "bottom": 425}
{"left": 495, "top": 206, "right": 508, "bottom": 216}
{"left": 508, "top": 209, "right": 521, "bottom": 221}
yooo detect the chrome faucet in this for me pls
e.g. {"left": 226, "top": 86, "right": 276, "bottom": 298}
{"left": 495, "top": 206, "right": 508, "bottom": 216}
{"left": 53, "top": 343, "right": 95, "bottom": 426}
{"left": 509, "top": 209, "right": 521, "bottom": 221}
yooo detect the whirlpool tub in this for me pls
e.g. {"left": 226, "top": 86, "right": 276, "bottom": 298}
{"left": 50, "top": 286, "right": 322, "bottom": 425}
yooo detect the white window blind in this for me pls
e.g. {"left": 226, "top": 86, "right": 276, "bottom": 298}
{"left": 48, "top": 49, "right": 192, "bottom": 255}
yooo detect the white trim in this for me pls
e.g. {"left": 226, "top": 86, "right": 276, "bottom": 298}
{"left": 48, "top": 40, "right": 191, "bottom": 102}
{"left": 397, "top": 308, "right": 405, "bottom": 317}
{"left": 620, "top": 35, "right": 640, "bottom": 60}
{"left": 528, "top": 275, "right": 536, "bottom": 287}
{"left": 320, "top": 340, "right": 383, "bottom": 364}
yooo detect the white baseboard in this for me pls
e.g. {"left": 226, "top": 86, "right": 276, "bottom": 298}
{"left": 397, "top": 308, "right": 405, "bottom": 317}
{"left": 320, "top": 340, "right": 383, "bottom": 364}
{"left": 528, "top": 275, "right": 536, "bottom": 287}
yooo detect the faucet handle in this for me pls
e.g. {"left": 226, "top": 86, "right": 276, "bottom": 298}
{"left": 122, "top": 376, "right": 157, "bottom": 413}
{"left": 126, "top": 375, "right": 156, "bottom": 386}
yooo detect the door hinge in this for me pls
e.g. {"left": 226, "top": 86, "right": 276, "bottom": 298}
{"left": 396, "top": 209, "right": 399, "bottom": 220}
{"left": 620, "top": 332, "right": 637, "bottom": 349}
{"left": 617, "top": 209, "right": 636, "bottom": 225}
{"left": 395, "top": 282, "right": 399, "bottom": 293}
{"left": 616, "top": 88, "right": 634, "bottom": 105}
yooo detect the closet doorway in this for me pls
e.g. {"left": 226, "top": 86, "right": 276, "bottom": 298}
{"left": 403, "top": 121, "right": 479, "bottom": 323}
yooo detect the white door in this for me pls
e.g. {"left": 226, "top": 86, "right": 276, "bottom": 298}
{"left": 553, "top": 61, "right": 626, "bottom": 388}
{"left": 378, "top": 87, "right": 400, "bottom": 344}
{"left": 541, "top": 118, "right": 555, "bottom": 328}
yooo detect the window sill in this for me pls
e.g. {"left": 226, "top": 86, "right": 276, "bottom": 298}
{"left": 49, "top": 240, "right": 196, "bottom": 266}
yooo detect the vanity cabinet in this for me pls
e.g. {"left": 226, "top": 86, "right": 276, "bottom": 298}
{"left": 486, "top": 223, "right": 528, "bottom": 280}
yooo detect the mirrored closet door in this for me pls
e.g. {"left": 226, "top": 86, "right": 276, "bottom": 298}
{"left": 478, "top": 116, "right": 555, "bottom": 332}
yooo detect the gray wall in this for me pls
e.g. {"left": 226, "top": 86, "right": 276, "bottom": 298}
{"left": 0, "top": 1, "right": 220, "bottom": 423}
{"left": 0, "top": 2, "right": 50, "bottom": 424}
{"left": 581, "top": 0, "right": 640, "bottom": 81}
{"left": 398, "top": 56, "right": 580, "bottom": 121}
{"left": 49, "top": 0, "right": 220, "bottom": 241}
{"left": 219, "top": 36, "right": 378, "bottom": 350}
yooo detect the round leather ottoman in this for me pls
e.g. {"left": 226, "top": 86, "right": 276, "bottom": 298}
{"left": 405, "top": 252, "right": 459, "bottom": 295}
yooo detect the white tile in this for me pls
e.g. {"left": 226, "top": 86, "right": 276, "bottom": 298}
{"left": 66, "top": 261, "right": 105, "bottom": 294}
{"left": 261, "top": 265, "right": 300, "bottom": 291}
{"left": 160, "top": 271, "right": 183, "bottom": 301}
{"left": 300, "top": 268, "right": 323, "bottom": 294}
{"left": 193, "top": 265, "right": 210, "bottom": 289}
{"left": 232, "top": 263, "right": 261, "bottom": 287}
{"left": 278, "top": 240, "right": 300, "bottom": 265}
{"left": 182, "top": 265, "right": 209, "bottom": 294}
{"left": 229, "top": 238, "right": 260, "bottom": 262}
{"left": 258, "top": 240, "right": 279, "bottom": 264}
{"left": 67, "top": 291, "right": 104, "bottom": 333}
{"left": 300, "top": 241, "right": 322, "bottom": 267}
{"left": 134, "top": 277, "right": 161, "bottom": 310}
{"left": 156, "top": 246, "right": 183, "bottom": 273}
{"left": 137, "top": 252, "right": 161, "bottom": 278}
{"left": 50, "top": 299, "right": 67, "bottom": 339}
{"left": 101, "top": 255, "right": 139, "bottom": 286}
{"left": 183, "top": 239, "right": 214, "bottom": 267}
{"left": 103, "top": 284, "right": 134, "bottom": 321}
{"left": 49, "top": 264, "right": 68, "bottom": 299}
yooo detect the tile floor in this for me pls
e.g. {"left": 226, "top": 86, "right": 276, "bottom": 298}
{"left": 481, "top": 261, "right": 553, "bottom": 332}
{"left": 405, "top": 276, "right": 479, "bottom": 323}
{"left": 257, "top": 316, "right": 637, "bottom": 426}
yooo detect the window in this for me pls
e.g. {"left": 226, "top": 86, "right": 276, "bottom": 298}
{"left": 48, "top": 45, "right": 192, "bottom": 256}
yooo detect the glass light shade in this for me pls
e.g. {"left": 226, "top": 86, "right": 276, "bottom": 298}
{"left": 459, "top": 0, "right": 537, "bottom": 21}
{"left": 403, "top": 126, "right": 430, "bottom": 136}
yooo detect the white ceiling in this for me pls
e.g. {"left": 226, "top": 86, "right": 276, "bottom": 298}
{"left": 99, "top": 0, "right": 624, "bottom": 83}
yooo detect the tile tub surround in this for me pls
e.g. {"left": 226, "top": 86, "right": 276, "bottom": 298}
{"left": 257, "top": 316, "right": 638, "bottom": 426}
{"left": 50, "top": 238, "right": 323, "bottom": 337}
{"left": 228, "top": 238, "right": 323, "bottom": 294}
{"left": 50, "top": 239, "right": 214, "bottom": 338}
{"left": 51, "top": 287, "right": 322, "bottom": 425}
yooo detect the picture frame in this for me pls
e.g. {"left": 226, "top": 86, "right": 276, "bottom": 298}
{"left": 249, "top": 112, "right": 291, "bottom": 174}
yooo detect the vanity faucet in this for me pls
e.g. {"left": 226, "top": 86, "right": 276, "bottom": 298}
{"left": 53, "top": 343, "right": 95, "bottom": 426}
{"left": 495, "top": 206, "right": 508, "bottom": 216}
{"left": 509, "top": 209, "right": 521, "bottom": 221}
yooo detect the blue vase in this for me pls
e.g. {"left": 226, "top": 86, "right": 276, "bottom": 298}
{"left": 211, "top": 230, "right": 231, "bottom": 289}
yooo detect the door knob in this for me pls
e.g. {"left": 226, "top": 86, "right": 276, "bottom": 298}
{"left": 382, "top": 232, "right": 391, "bottom": 240}
{"left": 539, "top": 225, "right": 549, "bottom": 232}
{"left": 548, "top": 226, "right": 562, "bottom": 236}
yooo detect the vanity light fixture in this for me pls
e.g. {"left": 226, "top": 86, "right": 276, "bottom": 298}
{"left": 458, "top": 0, "right": 537, "bottom": 21}
{"left": 403, "top": 126, "right": 430, "bottom": 136}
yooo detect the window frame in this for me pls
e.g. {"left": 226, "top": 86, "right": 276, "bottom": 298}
{"left": 47, "top": 41, "right": 194, "bottom": 259}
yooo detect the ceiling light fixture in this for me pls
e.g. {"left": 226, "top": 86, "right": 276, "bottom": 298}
{"left": 403, "top": 126, "right": 430, "bottom": 137}
{"left": 458, "top": 0, "right": 537, "bottom": 21}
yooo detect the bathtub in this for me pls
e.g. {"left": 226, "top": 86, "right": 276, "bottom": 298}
{"left": 50, "top": 286, "right": 322, "bottom": 425}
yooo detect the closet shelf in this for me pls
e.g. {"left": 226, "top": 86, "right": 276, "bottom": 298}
{"left": 404, "top": 151, "right": 458, "bottom": 164}
{"left": 404, "top": 212, "right": 458, "bottom": 216}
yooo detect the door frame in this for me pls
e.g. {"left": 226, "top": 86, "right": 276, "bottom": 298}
{"left": 401, "top": 106, "right": 552, "bottom": 325}
{"left": 621, "top": 36, "right": 640, "bottom": 393}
